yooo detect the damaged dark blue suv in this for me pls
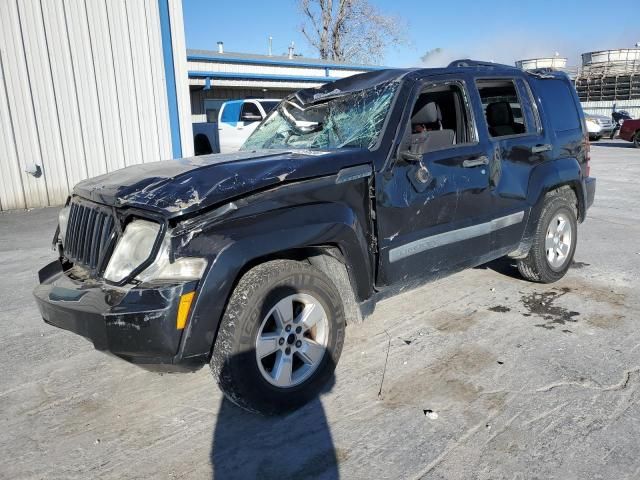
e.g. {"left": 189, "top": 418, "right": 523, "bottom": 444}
{"left": 34, "top": 60, "right": 596, "bottom": 414}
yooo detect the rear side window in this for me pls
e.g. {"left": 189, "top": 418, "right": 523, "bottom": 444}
{"left": 475, "top": 79, "right": 531, "bottom": 138}
{"left": 535, "top": 79, "right": 581, "bottom": 133}
{"left": 259, "top": 101, "right": 279, "bottom": 114}
{"left": 220, "top": 102, "right": 241, "bottom": 124}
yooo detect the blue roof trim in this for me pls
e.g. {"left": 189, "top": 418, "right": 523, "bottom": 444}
{"left": 158, "top": 0, "right": 182, "bottom": 159}
{"left": 187, "top": 54, "right": 385, "bottom": 72}
{"left": 189, "top": 71, "right": 341, "bottom": 83}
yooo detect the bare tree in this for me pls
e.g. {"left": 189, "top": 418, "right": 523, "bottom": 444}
{"left": 298, "top": 0, "right": 407, "bottom": 64}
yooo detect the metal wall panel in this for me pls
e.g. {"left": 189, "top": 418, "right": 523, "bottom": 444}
{"left": 582, "top": 100, "right": 640, "bottom": 119}
{"left": 0, "top": 49, "right": 26, "bottom": 210}
{"left": 168, "top": 0, "right": 194, "bottom": 157}
{"left": 40, "top": 0, "right": 89, "bottom": 194}
{"left": 0, "top": 0, "right": 190, "bottom": 211}
{"left": 63, "top": 0, "right": 109, "bottom": 179}
{"left": 0, "top": 1, "right": 50, "bottom": 208}
{"left": 144, "top": 0, "right": 173, "bottom": 161}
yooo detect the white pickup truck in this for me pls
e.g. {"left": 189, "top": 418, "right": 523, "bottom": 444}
{"left": 216, "top": 99, "right": 279, "bottom": 153}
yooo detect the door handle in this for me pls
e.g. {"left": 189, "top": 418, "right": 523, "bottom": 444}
{"left": 531, "top": 144, "right": 552, "bottom": 153}
{"left": 462, "top": 156, "right": 489, "bottom": 168}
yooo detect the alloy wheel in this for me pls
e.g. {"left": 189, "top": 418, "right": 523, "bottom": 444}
{"left": 255, "top": 293, "right": 329, "bottom": 388}
{"left": 545, "top": 212, "right": 573, "bottom": 269}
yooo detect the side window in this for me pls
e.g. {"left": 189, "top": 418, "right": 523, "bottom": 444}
{"left": 404, "top": 81, "right": 476, "bottom": 155}
{"left": 220, "top": 102, "right": 241, "bottom": 124}
{"left": 534, "top": 79, "right": 581, "bottom": 133}
{"left": 240, "top": 102, "right": 263, "bottom": 123}
{"left": 516, "top": 79, "right": 542, "bottom": 133}
{"left": 476, "top": 79, "right": 531, "bottom": 137}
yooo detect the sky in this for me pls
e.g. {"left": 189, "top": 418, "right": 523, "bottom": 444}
{"left": 183, "top": 0, "right": 639, "bottom": 68}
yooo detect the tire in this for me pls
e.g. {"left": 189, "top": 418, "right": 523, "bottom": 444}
{"left": 517, "top": 189, "right": 578, "bottom": 283}
{"left": 634, "top": 131, "right": 640, "bottom": 148}
{"left": 210, "top": 259, "right": 346, "bottom": 415}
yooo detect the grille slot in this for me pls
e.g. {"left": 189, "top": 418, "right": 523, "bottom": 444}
{"left": 64, "top": 201, "right": 115, "bottom": 272}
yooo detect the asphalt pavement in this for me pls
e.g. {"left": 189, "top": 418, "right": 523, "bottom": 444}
{"left": 1, "top": 140, "right": 639, "bottom": 479}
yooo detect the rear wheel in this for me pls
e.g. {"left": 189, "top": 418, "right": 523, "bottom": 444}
{"left": 634, "top": 131, "right": 640, "bottom": 148}
{"left": 517, "top": 189, "right": 578, "bottom": 283}
{"left": 210, "top": 259, "right": 345, "bottom": 414}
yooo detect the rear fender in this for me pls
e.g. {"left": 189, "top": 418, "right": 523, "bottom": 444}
{"left": 510, "top": 157, "right": 585, "bottom": 258}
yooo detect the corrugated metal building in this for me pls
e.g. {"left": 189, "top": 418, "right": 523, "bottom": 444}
{"left": 574, "top": 48, "right": 640, "bottom": 118}
{"left": 0, "top": 0, "right": 193, "bottom": 211}
{"left": 187, "top": 46, "right": 383, "bottom": 123}
{"left": 516, "top": 50, "right": 640, "bottom": 118}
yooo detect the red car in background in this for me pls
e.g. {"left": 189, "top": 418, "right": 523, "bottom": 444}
{"left": 619, "top": 118, "right": 640, "bottom": 147}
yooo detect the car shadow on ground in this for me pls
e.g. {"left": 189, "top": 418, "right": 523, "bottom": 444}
{"left": 474, "top": 256, "right": 522, "bottom": 280}
{"left": 210, "top": 355, "right": 339, "bottom": 480}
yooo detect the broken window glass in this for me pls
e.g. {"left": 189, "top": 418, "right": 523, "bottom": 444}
{"left": 241, "top": 81, "right": 399, "bottom": 151}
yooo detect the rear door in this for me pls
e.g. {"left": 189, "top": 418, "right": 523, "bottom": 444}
{"left": 472, "top": 76, "right": 547, "bottom": 254}
{"left": 376, "top": 74, "right": 495, "bottom": 286}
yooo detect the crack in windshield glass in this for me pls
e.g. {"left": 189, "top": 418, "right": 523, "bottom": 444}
{"left": 241, "top": 81, "right": 399, "bottom": 151}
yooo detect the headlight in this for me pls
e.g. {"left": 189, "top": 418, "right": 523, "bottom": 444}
{"left": 104, "top": 220, "right": 160, "bottom": 283}
{"left": 58, "top": 206, "right": 70, "bottom": 246}
{"left": 134, "top": 233, "right": 207, "bottom": 283}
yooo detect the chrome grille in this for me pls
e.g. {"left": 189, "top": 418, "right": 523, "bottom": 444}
{"left": 64, "top": 200, "right": 116, "bottom": 271}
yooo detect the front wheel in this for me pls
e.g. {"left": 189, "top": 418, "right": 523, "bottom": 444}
{"left": 210, "top": 259, "right": 345, "bottom": 414}
{"left": 634, "top": 132, "right": 640, "bottom": 148}
{"left": 517, "top": 189, "right": 578, "bottom": 283}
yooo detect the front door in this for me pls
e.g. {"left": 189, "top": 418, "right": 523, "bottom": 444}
{"left": 218, "top": 100, "right": 244, "bottom": 153}
{"left": 376, "top": 75, "right": 495, "bottom": 287}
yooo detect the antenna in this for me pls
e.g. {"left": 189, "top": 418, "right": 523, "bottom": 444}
{"left": 268, "top": 36, "right": 273, "bottom": 56}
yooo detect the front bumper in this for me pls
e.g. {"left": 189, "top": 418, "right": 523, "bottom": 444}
{"left": 33, "top": 260, "right": 202, "bottom": 370}
{"left": 587, "top": 123, "right": 614, "bottom": 138}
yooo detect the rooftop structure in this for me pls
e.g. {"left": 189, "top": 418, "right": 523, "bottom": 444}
{"left": 574, "top": 48, "right": 640, "bottom": 102}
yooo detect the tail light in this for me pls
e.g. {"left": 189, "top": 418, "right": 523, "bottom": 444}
{"left": 584, "top": 133, "right": 591, "bottom": 177}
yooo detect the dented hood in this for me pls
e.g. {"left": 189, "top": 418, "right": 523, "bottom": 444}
{"left": 73, "top": 149, "right": 368, "bottom": 217}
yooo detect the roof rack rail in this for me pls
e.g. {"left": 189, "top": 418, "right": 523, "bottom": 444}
{"left": 447, "top": 59, "right": 516, "bottom": 69}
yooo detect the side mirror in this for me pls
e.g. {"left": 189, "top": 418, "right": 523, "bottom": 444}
{"left": 399, "top": 149, "right": 422, "bottom": 162}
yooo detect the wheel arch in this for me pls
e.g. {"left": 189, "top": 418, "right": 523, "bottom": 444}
{"left": 174, "top": 203, "right": 374, "bottom": 362}
{"left": 526, "top": 157, "right": 586, "bottom": 222}
{"left": 510, "top": 158, "right": 585, "bottom": 259}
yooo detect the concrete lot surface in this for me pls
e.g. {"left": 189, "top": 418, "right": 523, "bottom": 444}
{"left": 1, "top": 140, "right": 639, "bottom": 479}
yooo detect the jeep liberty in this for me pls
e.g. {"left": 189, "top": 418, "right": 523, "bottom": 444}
{"left": 34, "top": 60, "right": 596, "bottom": 414}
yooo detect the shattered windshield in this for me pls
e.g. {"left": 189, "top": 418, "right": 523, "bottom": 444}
{"left": 241, "top": 81, "right": 398, "bottom": 151}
